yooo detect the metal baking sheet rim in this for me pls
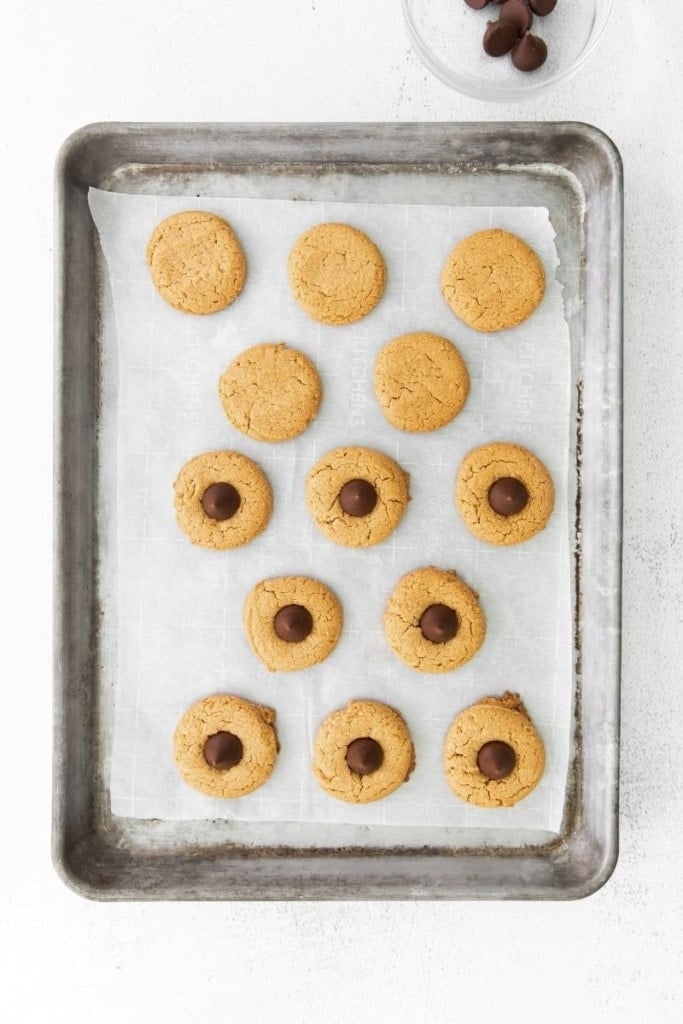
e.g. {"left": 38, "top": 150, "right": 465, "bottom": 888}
{"left": 53, "top": 122, "right": 623, "bottom": 901}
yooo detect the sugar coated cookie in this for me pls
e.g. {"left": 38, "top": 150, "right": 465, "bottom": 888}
{"left": 288, "top": 222, "right": 386, "bottom": 325}
{"left": 219, "top": 342, "right": 322, "bottom": 442}
{"left": 443, "top": 692, "right": 545, "bottom": 808}
{"left": 440, "top": 228, "right": 545, "bottom": 332}
{"left": 373, "top": 332, "right": 470, "bottom": 433}
{"left": 305, "top": 445, "right": 409, "bottom": 548}
{"left": 173, "top": 694, "right": 278, "bottom": 798}
{"left": 146, "top": 210, "right": 246, "bottom": 315}
{"left": 312, "top": 700, "right": 415, "bottom": 804}
{"left": 384, "top": 566, "right": 486, "bottom": 673}
{"left": 244, "top": 576, "right": 343, "bottom": 672}
{"left": 173, "top": 450, "right": 272, "bottom": 550}
{"left": 455, "top": 441, "right": 554, "bottom": 545}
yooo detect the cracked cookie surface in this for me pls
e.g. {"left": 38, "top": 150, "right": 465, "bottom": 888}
{"left": 455, "top": 441, "right": 554, "bottom": 546}
{"left": 173, "top": 694, "right": 278, "bottom": 798}
{"left": 288, "top": 222, "right": 386, "bottom": 325}
{"left": 243, "top": 575, "right": 343, "bottom": 671}
{"left": 305, "top": 445, "right": 409, "bottom": 548}
{"left": 173, "top": 450, "right": 272, "bottom": 549}
{"left": 373, "top": 332, "right": 470, "bottom": 433}
{"left": 146, "top": 210, "right": 246, "bottom": 315}
{"left": 443, "top": 692, "right": 545, "bottom": 808}
{"left": 219, "top": 343, "right": 322, "bottom": 442}
{"left": 441, "top": 228, "right": 545, "bottom": 332}
{"left": 312, "top": 700, "right": 415, "bottom": 804}
{"left": 384, "top": 566, "right": 486, "bottom": 673}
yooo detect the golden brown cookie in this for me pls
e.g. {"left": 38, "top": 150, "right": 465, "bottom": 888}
{"left": 218, "top": 343, "right": 322, "bottom": 443}
{"left": 443, "top": 692, "right": 545, "bottom": 808}
{"left": 384, "top": 566, "right": 486, "bottom": 673}
{"left": 146, "top": 210, "right": 247, "bottom": 315}
{"left": 312, "top": 700, "right": 415, "bottom": 804}
{"left": 373, "top": 331, "right": 470, "bottom": 432}
{"left": 243, "top": 576, "right": 343, "bottom": 672}
{"left": 305, "top": 446, "right": 409, "bottom": 548}
{"left": 455, "top": 441, "right": 554, "bottom": 546}
{"left": 173, "top": 694, "right": 278, "bottom": 798}
{"left": 440, "top": 228, "right": 545, "bottom": 332}
{"left": 173, "top": 450, "right": 272, "bottom": 550}
{"left": 288, "top": 222, "right": 386, "bottom": 325}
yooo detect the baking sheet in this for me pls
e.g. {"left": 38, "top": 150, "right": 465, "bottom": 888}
{"left": 89, "top": 188, "right": 572, "bottom": 831}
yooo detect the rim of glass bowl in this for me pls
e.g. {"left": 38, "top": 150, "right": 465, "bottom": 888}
{"left": 401, "top": 0, "right": 615, "bottom": 103}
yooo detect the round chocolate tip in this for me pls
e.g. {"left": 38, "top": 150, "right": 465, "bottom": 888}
{"left": 203, "top": 731, "right": 243, "bottom": 770}
{"left": 339, "top": 478, "right": 378, "bottom": 517}
{"left": 477, "top": 740, "right": 516, "bottom": 780}
{"left": 274, "top": 603, "right": 313, "bottom": 643}
{"left": 201, "top": 481, "right": 240, "bottom": 521}
{"left": 488, "top": 477, "right": 529, "bottom": 516}
{"left": 511, "top": 31, "right": 548, "bottom": 72}
{"left": 346, "top": 737, "right": 384, "bottom": 776}
{"left": 527, "top": 0, "right": 556, "bottom": 15}
{"left": 465, "top": 0, "right": 490, "bottom": 9}
{"left": 483, "top": 19, "right": 518, "bottom": 57}
{"left": 498, "top": 0, "right": 533, "bottom": 35}
{"left": 419, "top": 603, "right": 459, "bottom": 643}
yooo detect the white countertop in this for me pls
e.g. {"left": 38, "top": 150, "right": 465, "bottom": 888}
{"left": 1, "top": 1, "right": 682, "bottom": 1020}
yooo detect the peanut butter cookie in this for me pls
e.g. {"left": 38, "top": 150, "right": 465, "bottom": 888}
{"left": 455, "top": 441, "right": 554, "bottom": 545}
{"left": 373, "top": 331, "right": 470, "bottom": 432}
{"left": 288, "top": 222, "right": 386, "bottom": 325}
{"left": 305, "top": 445, "right": 409, "bottom": 548}
{"left": 146, "top": 210, "right": 246, "bottom": 315}
{"left": 219, "top": 342, "right": 322, "bottom": 442}
{"left": 173, "top": 450, "right": 272, "bottom": 550}
{"left": 312, "top": 700, "right": 415, "bottom": 804}
{"left": 384, "top": 566, "right": 486, "bottom": 673}
{"left": 243, "top": 576, "right": 343, "bottom": 672}
{"left": 441, "top": 228, "right": 545, "bottom": 332}
{"left": 443, "top": 692, "right": 545, "bottom": 808}
{"left": 173, "top": 694, "right": 279, "bottom": 798}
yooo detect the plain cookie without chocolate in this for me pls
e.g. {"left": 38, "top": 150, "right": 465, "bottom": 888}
{"left": 146, "top": 210, "right": 247, "bottom": 315}
{"left": 288, "top": 222, "right": 386, "bottom": 325}
{"left": 219, "top": 342, "right": 322, "bottom": 442}
{"left": 440, "top": 228, "right": 545, "bottom": 332}
{"left": 373, "top": 332, "right": 470, "bottom": 433}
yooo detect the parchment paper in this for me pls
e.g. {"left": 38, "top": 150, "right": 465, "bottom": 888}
{"left": 90, "top": 188, "right": 572, "bottom": 831}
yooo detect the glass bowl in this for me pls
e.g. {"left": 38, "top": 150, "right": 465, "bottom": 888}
{"left": 402, "top": 0, "right": 614, "bottom": 102}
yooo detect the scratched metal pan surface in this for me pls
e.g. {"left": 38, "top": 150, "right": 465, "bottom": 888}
{"left": 54, "top": 123, "right": 622, "bottom": 900}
